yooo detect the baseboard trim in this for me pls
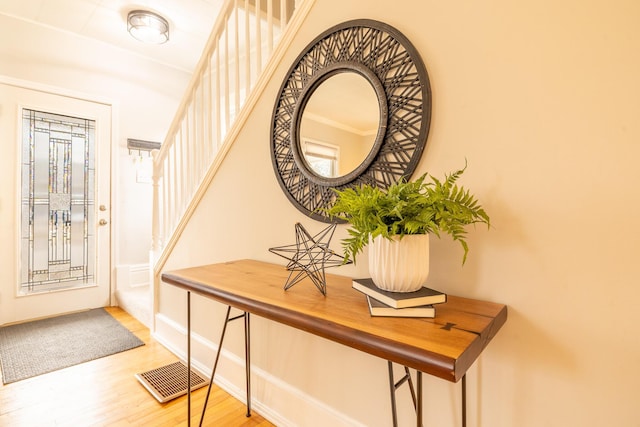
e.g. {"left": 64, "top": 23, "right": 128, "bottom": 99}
{"left": 153, "top": 313, "right": 365, "bottom": 427}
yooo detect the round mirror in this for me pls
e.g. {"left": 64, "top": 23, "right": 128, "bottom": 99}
{"left": 271, "top": 19, "right": 431, "bottom": 223}
{"left": 299, "top": 72, "right": 380, "bottom": 179}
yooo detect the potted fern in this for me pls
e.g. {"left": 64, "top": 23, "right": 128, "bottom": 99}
{"left": 326, "top": 164, "right": 490, "bottom": 292}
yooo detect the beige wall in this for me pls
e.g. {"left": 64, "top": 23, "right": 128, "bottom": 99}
{"left": 158, "top": 0, "right": 640, "bottom": 425}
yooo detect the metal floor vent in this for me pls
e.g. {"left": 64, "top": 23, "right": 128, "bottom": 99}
{"left": 135, "top": 361, "right": 208, "bottom": 403}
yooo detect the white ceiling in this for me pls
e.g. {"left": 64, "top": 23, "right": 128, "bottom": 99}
{"left": 0, "top": 0, "right": 222, "bottom": 72}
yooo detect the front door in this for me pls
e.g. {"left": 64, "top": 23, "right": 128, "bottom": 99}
{"left": 0, "top": 81, "right": 111, "bottom": 325}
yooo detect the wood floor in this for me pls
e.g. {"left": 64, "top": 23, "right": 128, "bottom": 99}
{"left": 0, "top": 307, "right": 275, "bottom": 427}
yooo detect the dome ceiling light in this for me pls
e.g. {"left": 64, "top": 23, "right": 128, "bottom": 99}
{"left": 127, "top": 10, "right": 170, "bottom": 44}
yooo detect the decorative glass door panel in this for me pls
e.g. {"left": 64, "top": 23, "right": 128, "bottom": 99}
{"left": 20, "top": 109, "right": 96, "bottom": 294}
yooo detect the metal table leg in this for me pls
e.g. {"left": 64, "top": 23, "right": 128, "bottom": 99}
{"left": 462, "top": 374, "right": 466, "bottom": 427}
{"left": 187, "top": 292, "right": 191, "bottom": 427}
{"left": 388, "top": 362, "right": 422, "bottom": 427}
{"left": 199, "top": 306, "right": 232, "bottom": 425}
{"left": 244, "top": 312, "right": 251, "bottom": 417}
{"left": 197, "top": 308, "right": 251, "bottom": 426}
{"left": 388, "top": 363, "right": 466, "bottom": 427}
{"left": 416, "top": 371, "right": 422, "bottom": 427}
{"left": 387, "top": 362, "right": 398, "bottom": 426}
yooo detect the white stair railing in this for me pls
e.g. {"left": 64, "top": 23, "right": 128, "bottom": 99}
{"left": 151, "top": 0, "right": 315, "bottom": 325}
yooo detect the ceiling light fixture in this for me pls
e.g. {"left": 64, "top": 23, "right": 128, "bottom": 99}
{"left": 127, "top": 10, "right": 170, "bottom": 44}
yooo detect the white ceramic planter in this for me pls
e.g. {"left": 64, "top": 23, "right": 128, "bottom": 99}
{"left": 368, "top": 234, "right": 430, "bottom": 293}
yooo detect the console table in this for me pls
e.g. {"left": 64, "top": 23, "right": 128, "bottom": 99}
{"left": 162, "top": 259, "right": 507, "bottom": 426}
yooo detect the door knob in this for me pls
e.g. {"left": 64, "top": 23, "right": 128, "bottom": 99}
{"left": 99, "top": 219, "right": 108, "bottom": 226}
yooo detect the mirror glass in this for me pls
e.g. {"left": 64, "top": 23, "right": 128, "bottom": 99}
{"left": 299, "top": 72, "right": 380, "bottom": 179}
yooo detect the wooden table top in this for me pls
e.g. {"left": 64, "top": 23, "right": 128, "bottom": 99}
{"left": 162, "top": 259, "right": 507, "bottom": 382}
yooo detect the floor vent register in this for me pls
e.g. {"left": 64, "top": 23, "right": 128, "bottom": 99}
{"left": 135, "top": 361, "right": 208, "bottom": 403}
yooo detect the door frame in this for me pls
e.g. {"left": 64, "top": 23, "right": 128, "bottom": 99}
{"left": 1, "top": 75, "right": 116, "bottom": 325}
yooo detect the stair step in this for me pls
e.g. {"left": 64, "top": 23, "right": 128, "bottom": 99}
{"left": 116, "top": 286, "right": 151, "bottom": 328}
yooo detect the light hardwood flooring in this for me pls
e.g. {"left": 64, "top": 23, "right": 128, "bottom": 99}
{"left": 0, "top": 307, "right": 275, "bottom": 427}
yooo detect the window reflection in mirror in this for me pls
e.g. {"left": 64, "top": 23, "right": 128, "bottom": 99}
{"left": 302, "top": 140, "right": 339, "bottom": 178}
{"left": 299, "top": 72, "right": 379, "bottom": 178}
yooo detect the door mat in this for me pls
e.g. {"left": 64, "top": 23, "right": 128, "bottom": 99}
{"left": 0, "top": 308, "right": 145, "bottom": 384}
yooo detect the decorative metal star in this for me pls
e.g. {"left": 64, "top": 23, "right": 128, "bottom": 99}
{"left": 268, "top": 222, "right": 350, "bottom": 295}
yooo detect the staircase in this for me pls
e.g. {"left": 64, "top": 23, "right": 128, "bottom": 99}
{"left": 149, "top": 0, "right": 314, "bottom": 329}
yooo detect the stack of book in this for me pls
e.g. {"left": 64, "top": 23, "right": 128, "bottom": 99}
{"left": 352, "top": 278, "right": 447, "bottom": 318}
